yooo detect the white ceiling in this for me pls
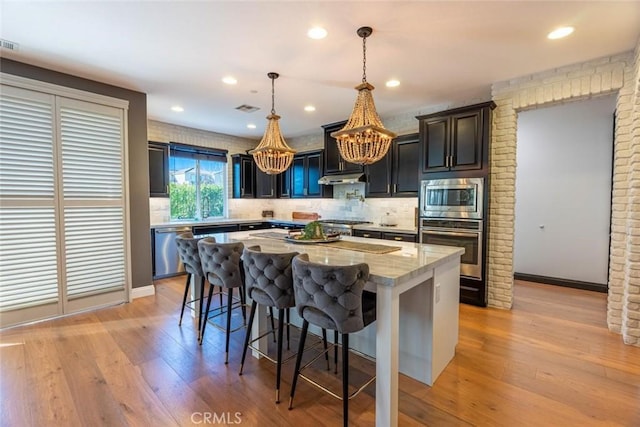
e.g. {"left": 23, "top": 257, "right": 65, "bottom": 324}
{"left": 2, "top": 1, "right": 639, "bottom": 139}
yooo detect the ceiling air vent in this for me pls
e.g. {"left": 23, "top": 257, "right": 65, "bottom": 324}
{"left": 235, "top": 104, "right": 260, "bottom": 113}
{"left": 0, "top": 39, "right": 19, "bottom": 51}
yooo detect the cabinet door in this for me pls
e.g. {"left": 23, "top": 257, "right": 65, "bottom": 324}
{"left": 291, "top": 156, "right": 306, "bottom": 197}
{"left": 451, "top": 110, "right": 482, "bottom": 171}
{"left": 148, "top": 142, "right": 169, "bottom": 197}
{"left": 278, "top": 166, "right": 291, "bottom": 198}
{"left": 232, "top": 155, "right": 255, "bottom": 198}
{"left": 255, "top": 168, "right": 276, "bottom": 198}
{"left": 323, "top": 121, "right": 363, "bottom": 175}
{"left": 353, "top": 230, "right": 382, "bottom": 239}
{"left": 392, "top": 134, "right": 419, "bottom": 197}
{"left": 306, "top": 152, "right": 322, "bottom": 197}
{"left": 421, "top": 118, "right": 449, "bottom": 173}
{"left": 382, "top": 232, "right": 417, "bottom": 243}
{"left": 365, "top": 150, "right": 391, "bottom": 197}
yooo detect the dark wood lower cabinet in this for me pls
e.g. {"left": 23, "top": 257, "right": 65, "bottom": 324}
{"left": 353, "top": 229, "right": 417, "bottom": 242}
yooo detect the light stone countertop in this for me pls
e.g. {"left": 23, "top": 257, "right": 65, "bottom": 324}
{"left": 150, "top": 218, "right": 312, "bottom": 229}
{"left": 213, "top": 230, "right": 464, "bottom": 287}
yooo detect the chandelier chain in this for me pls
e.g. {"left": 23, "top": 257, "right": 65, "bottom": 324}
{"left": 362, "top": 35, "right": 367, "bottom": 83}
{"left": 270, "top": 76, "right": 276, "bottom": 115}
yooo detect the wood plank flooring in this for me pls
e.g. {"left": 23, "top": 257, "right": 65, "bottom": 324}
{"left": 1, "top": 278, "right": 639, "bottom": 426}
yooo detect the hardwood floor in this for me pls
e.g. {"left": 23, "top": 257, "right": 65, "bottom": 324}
{"left": 1, "top": 278, "right": 639, "bottom": 426}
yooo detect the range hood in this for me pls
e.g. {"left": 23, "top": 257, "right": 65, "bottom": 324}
{"left": 318, "top": 173, "right": 365, "bottom": 185}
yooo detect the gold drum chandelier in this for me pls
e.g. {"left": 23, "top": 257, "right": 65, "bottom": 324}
{"left": 250, "top": 72, "right": 296, "bottom": 174}
{"left": 331, "top": 26, "right": 396, "bottom": 165}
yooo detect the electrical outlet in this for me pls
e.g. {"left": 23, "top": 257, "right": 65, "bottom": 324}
{"left": 435, "top": 284, "right": 441, "bottom": 303}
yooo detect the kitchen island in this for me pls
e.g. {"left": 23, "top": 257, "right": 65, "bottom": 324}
{"left": 205, "top": 230, "right": 463, "bottom": 427}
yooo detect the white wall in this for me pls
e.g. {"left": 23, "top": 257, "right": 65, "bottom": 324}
{"left": 514, "top": 95, "right": 615, "bottom": 284}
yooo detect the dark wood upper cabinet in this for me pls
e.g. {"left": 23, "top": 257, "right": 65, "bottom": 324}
{"left": 365, "top": 133, "right": 419, "bottom": 198}
{"left": 148, "top": 141, "right": 169, "bottom": 197}
{"left": 231, "top": 154, "right": 255, "bottom": 198}
{"left": 365, "top": 148, "right": 392, "bottom": 197}
{"left": 391, "top": 134, "right": 420, "bottom": 196}
{"left": 255, "top": 167, "right": 277, "bottom": 198}
{"left": 278, "top": 166, "right": 291, "bottom": 198}
{"left": 418, "top": 102, "right": 495, "bottom": 174}
{"left": 322, "top": 121, "right": 363, "bottom": 175}
{"left": 291, "top": 150, "right": 331, "bottom": 198}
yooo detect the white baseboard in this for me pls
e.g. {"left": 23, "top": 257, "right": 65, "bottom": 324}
{"left": 131, "top": 284, "right": 155, "bottom": 299}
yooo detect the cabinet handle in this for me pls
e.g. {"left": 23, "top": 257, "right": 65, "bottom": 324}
{"left": 449, "top": 155, "right": 454, "bottom": 168}
{"left": 271, "top": 189, "right": 274, "bottom": 196}
{"left": 241, "top": 188, "right": 245, "bottom": 196}
{"left": 363, "top": 233, "right": 370, "bottom": 238}
{"left": 387, "top": 184, "right": 390, "bottom": 193}
{"left": 445, "top": 156, "right": 449, "bottom": 168}
{"left": 393, "top": 184, "right": 397, "bottom": 193}
{"left": 394, "top": 237, "right": 403, "bottom": 241}
{"left": 304, "top": 188, "right": 307, "bottom": 195}
{"left": 165, "top": 185, "right": 169, "bottom": 194}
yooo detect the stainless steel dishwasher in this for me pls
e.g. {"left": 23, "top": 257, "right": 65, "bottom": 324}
{"left": 153, "top": 226, "right": 192, "bottom": 278}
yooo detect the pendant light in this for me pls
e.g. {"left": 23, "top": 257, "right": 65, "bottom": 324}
{"left": 250, "top": 72, "right": 296, "bottom": 174}
{"left": 331, "top": 26, "right": 396, "bottom": 165}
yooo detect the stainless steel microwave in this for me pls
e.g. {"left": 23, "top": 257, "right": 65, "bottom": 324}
{"left": 420, "top": 177, "right": 484, "bottom": 219}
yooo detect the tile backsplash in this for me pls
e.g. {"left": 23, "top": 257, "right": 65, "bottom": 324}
{"left": 150, "top": 195, "right": 418, "bottom": 228}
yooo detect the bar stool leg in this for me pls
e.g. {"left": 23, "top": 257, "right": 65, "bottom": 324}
{"left": 342, "top": 333, "right": 349, "bottom": 427}
{"left": 288, "top": 319, "right": 309, "bottom": 410}
{"left": 200, "top": 280, "right": 216, "bottom": 345}
{"left": 334, "top": 330, "right": 339, "bottom": 374}
{"left": 276, "top": 308, "right": 285, "bottom": 403}
{"left": 225, "top": 287, "right": 233, "bottom": 364}
{"left": 286, "top": 309, "right": 291, "bottom": 350}
{"left": 198, "top": 276, "right": 205, "bottom": 340}
{"left": 239, "top": 300, "right": 257, "bottom": 375}
{"left": 269, "top": 307, "right": 276, "bottom": 342}
{"left": 179, "top": 273, "right": 191, "bottom": 326}
{"left": 322, "top": 328, "right": 330, "bottom": 371}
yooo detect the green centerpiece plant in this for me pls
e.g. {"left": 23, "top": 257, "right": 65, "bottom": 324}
{"left": 300, "top": 221, "right": 325, "bottom": 240}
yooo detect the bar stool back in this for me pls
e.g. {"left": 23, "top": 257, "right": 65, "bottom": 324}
{"left": 289, "top": 253, "right": 376, "bottom": 427}
{"left": 239, "top": 245, "right": 298, "bottom": 403}
{"left": 197, "top": 238, "right": 245, "bottom": 363}
{"left": 175, "top": 232, "right": 207, "bottom": 338}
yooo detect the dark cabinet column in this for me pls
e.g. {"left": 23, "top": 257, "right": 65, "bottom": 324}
{"left": 451, "top": 110, "right": 482, "bottom": 170}
{"left": 255, "top": 167, "right": 276, "bottom": 198}
{"left": 392, "top": 134, "right": 419, "bottom": 197}
{"left": 291, "top": 150, "right": 329, "bottom": 198}
{"left": 421, "top": 118, "right": 449, "bottom": 173}
{"left": 365, "top": 151, "right": 392, "bottom": 197}
{"left": 322, "top": 121, "right": 363, "bottom": 175}
{"left": 148, "top": 141, "right": 169, "bottom": 197}
{"left": 232, "top": 154, "right": 255, "bottom": 198}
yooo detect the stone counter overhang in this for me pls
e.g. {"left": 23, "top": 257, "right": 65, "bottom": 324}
{"left": 214, "top": 231, "right": 462, "bottom": 287}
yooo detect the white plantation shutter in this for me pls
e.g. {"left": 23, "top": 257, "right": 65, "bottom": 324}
{"left": 0, "top": 81, "right": 128, "bottom": 327}
{"left": 64, "top": 206, "right": 125, "bottom": 298}
{"left": 58, "top": 97, "right": 126, "bottom": 305}
{"left": 0, "top": 87, "right": 60, "bottom": 323}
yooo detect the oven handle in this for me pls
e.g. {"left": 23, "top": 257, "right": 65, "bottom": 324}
{"left": 421, "top": 229, "right": 481, "bottom": 238}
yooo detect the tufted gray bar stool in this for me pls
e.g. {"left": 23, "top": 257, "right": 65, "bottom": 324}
{"left": 239, "top": 245, "right": 299, "bottom": 403}
{"left": 198, "top": 238, "right": 245, "bottom": 363}
{"left": 175, "top": 232, "right": 208, "bottom": 339}
{"left": 288, "top": 253, "right": 376, "bottom": 427}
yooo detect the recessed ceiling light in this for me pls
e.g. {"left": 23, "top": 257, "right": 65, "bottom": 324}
{"left": 304, "top": 105, "right": 316, "bottom": 112}
{"left": 547, "top": 26, "right": 574, "bottom": 40}
{"left": 385, "top": 79, "right": 400, "bottom": 88}
{"left": 222, "top": 76, "right": 238, "bottom": 85}
{"left": 307, "top": 27, "right": 328, "bottom": 40}
{"left": 171, "top": 105, "right": 184, "bottom": 112}
{"left": 247, "top": 123, "right": 256, "bottom": 129}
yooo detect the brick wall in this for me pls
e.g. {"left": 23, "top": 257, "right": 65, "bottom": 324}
{"left": 490, "top": 40, "right": 640, "bottom": 346}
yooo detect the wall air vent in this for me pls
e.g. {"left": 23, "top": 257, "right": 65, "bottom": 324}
{"left": 235, "top": 104, "right": 260, "bottom": 113}
{"left": 0, "top": 39, "right": 19, "bottom": 51}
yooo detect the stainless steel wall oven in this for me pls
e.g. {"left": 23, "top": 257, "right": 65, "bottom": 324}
{"left": 420, "top": 177, "right": 485, "bottom": 281}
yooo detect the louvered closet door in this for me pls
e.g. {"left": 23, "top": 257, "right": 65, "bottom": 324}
{"left": 0, "top": 86, "right": 61, "bottom": 326}
{"left": 58, "top": 97, "right": 127, "bottom": 313}
{"left": 0, "top": 84, "right": 128, "bottom": 328}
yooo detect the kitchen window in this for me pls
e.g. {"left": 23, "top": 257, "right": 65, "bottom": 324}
{"left": 169, "top": 143, "right": 228, "bottom": 221}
